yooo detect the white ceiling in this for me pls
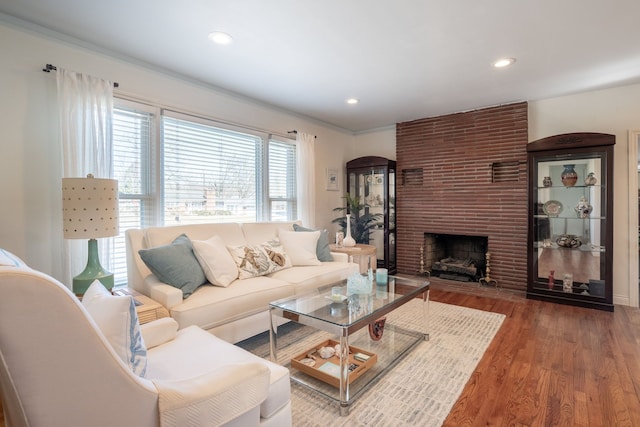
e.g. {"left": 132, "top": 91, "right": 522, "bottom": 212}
{"left": 2, "top": 0, "right": 640, "bottom": 133}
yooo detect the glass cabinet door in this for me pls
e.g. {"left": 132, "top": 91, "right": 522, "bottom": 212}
{"left": 532, "top": 156, "right": 606, "bottom": 292}
{"left": 526, "top": 133, "right": 614, "bottom": 311}
{"left": 388, "top": 168, "right": 396, "bottom": 267}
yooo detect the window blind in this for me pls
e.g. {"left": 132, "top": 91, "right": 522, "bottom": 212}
{"left": 162, "top": 116, "right": 262, "bottom": 225}
{"left": 269, "top": 139, "right": 297, "bottom": 221}
{"left": 112, "top": 106, "right": 154, "bottom": 286}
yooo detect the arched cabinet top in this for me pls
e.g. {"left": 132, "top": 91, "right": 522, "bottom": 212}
{"left": 527, "top": 132, "right": 615, "bottom": 153}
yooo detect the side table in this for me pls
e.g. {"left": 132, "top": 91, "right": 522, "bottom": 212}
{"left": 329, "top": 243, "right": 376, "bottom": 274}
{"left": 113, "top": 288, "right": 170, "bottom": 325}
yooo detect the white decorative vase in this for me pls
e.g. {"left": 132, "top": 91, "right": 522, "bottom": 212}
{"left": 343, "top": 213, "right": 356, "bottom": 247}
{"left": 574, "top": 196, "right": 593, "bottom": 219}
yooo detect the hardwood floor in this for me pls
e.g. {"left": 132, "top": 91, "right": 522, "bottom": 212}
{"left": 428, "top": 280, "right": 640, "bottom": 427}
{"left": 2, "top": 281, "right": 639, "bottom": 426}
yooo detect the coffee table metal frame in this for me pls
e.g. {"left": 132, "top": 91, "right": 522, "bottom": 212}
{"left": 269, "top": 275, "right": 429, "bottom": 415}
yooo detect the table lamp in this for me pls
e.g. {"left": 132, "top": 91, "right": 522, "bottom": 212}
{"left": 62, "top": 174, "right": 119, "bottom": 295}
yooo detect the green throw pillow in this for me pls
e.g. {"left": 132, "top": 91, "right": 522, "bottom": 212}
{"left": 293, "top": 224, "right": 333, "bottom": 262}
{"left": 138, "top": 234, "right": 207, "bottom": 298}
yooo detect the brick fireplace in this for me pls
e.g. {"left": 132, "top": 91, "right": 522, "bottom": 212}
{"left": 396, "top": 102, "right": 528, "bottom": 291}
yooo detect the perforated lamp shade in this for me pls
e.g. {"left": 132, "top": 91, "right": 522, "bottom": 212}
{"left": 62, "top": 175, "right": 119, "bottom": 295}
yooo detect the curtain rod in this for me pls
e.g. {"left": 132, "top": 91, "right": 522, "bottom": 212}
{"left": 288, "top": 130, "right": 316, "bottom": 139}
{"left": 42, "top": 64, "right": 120, "bottom": 88}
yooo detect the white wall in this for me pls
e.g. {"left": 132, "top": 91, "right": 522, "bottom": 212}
{"left": 529, "top": 83, "right": 640, "bottom": 306}
{"left": 0, "top": 20, "right": 354, "bottom": 281}
{"left": 353, "top": 126, "right": 397, "bottom": 160}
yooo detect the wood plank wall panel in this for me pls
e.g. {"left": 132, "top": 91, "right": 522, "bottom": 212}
{"left": 396, "top": 102, "right": 529, "bottom": 290}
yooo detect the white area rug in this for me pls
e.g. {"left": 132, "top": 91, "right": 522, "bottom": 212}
{"left": 240, "top": 300, "right": 505, "bottom": 426}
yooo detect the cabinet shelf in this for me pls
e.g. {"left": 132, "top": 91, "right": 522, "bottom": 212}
{"left": 533, "top": 242, "right": 605, "bottom": 252}
{"left": 537, "top": 184, "right": 602, "bottom": 190}
{"left": 533, "top": 215, "right": 605, "bottom": 220}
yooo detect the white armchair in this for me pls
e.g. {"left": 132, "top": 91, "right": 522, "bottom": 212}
{"left": 0, "top": 253, "right": 291, "bottom": 427}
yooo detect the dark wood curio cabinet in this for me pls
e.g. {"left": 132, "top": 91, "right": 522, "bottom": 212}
{"left": 346, "top": 156, "right": 397, "bottom": 274}
{"left": 526, "top": 133, "right": 614, "bottom": 311}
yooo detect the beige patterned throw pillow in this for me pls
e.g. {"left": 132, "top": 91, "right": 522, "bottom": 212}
{"left": 228, "top": 241, "right": 291, "bottom": 279}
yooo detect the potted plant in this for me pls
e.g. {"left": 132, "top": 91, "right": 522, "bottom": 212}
{"left": 332, "top": 193, "right": 383, "bottom": 244}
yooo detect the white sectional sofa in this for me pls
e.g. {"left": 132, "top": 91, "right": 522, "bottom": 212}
{"left": 126, "top": 221, "right": 357, "bottom": 343}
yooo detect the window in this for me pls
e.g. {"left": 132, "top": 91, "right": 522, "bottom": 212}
{"left": 111, "top": 102, "right": 297, "bottom": 285}
{"left": 268, "top": 139, "right": 297, "bottom": 221}
{"left": 162, "top": 114, "right": 262, "bottom": 225}
{"left": 112, "top": 102, "right": 155, "bottom": 285}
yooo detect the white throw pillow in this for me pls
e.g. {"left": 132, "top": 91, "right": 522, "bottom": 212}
{"left": 82, "top": 281, "right": 147, "bottom": 377}
{"left": 192, "top": 235, "right": 239, "bottom": 287}
{"left": 278, "top": 229, "right": 321, "bottom": 266}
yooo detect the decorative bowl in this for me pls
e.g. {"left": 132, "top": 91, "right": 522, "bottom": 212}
{"left": 543, "top": 200, "right": 563, "bottom": 217}
{"left": 556, "top": 234, "right": 582, "bottom": 248}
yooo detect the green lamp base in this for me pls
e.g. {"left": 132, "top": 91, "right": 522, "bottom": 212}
{"left": 73, "top": 238, "right": 114, "bottom": 296}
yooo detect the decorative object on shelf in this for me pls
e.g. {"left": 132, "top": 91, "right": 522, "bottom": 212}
{"left": 335, "top": 231, "right": 344, "bottom": 247}
{"left": 62, "top": 174, "right": 119, "bottom": 296}
{"left": 299, "top": 357, "right": 315, "bottom": 367}
{"left": 332, "top": 193, "right": 383, "bottom": 245}
{"left": 560, "top": 164, "right": 578, "bottom": 187}
{"left": 574, "top": 196, "right": 593, "bottom": 218}
{"left": 376, "top": 267, "right": 388, "bottom": 285}
{"left": 346, "top": 271, "right": 372, "bottom": 294}
{"left": 318, "top": 346, "right": 336, "bottom": 359}
{"left": 556, "top": 234, "right": 582, "bottom": 248}
{"left": 542, "top": 200, "right": 563, "bottom": 217}
{"left": 365, "top": 193, "right": 383, "bottom": 206}
{"left": 328, "top": 286, "right": 347, "bottom": 303}
{"left": 343, "top": 213, "right": 356, "bottom": 247}
{"left": 548, "top": 270, "right": 555, "bottom": 289}
{"left": 479, "top": 252, "right": 498, "bottom": 288}
{"left": 562, "top": 273, "right": 573, "bottom": 293}
{"left": 584, "top": 172, "right": 597, "bottom": 186}
{"left": 589, "top": 279, "right": 605, "bottom": 297}
{"left": 542, "top": 176, "right": 552, "bottom": 187}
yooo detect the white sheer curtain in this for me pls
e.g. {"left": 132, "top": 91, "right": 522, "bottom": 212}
{"left": 57, "top": 68, "right": 114, "bottom": 287}
{"left": 296, "top": 132, "right": 316, "bottom": 227}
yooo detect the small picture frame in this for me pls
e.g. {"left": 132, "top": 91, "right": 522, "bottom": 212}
{"left": 326, "top": 168, "right": 339, "bottom": 191}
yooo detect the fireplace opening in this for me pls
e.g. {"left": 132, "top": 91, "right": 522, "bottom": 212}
{"left": 424, "top": 233, "right": 488, "bottom": 282}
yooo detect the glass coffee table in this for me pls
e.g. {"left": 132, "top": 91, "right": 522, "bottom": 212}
{"left": 269, "top": 275, "right": 429, "bottom": 415}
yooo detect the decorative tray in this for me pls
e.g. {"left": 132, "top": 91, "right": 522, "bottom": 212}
{"left": 543, "top": 200, "right": 563, "bottom": 217}
{"left": 290, "top": 339, "right": 377, "bottom": 388}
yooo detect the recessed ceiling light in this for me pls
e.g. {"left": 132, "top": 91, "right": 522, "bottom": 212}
{"left": 493, "top": 58, "right": 516, "bottom": 68}
{"left": 208, "top": 31, "right": 233, "bottom": 45}
{"left": 346, "top": 98, "right": 359, "bottom": 105}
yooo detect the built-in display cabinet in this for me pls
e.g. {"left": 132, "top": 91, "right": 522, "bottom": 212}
{"left": 526, "top": 133, "right": 614, "bottom": 311}
{"left": 346, "top": 156, "right": 396, "bottom": 274}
